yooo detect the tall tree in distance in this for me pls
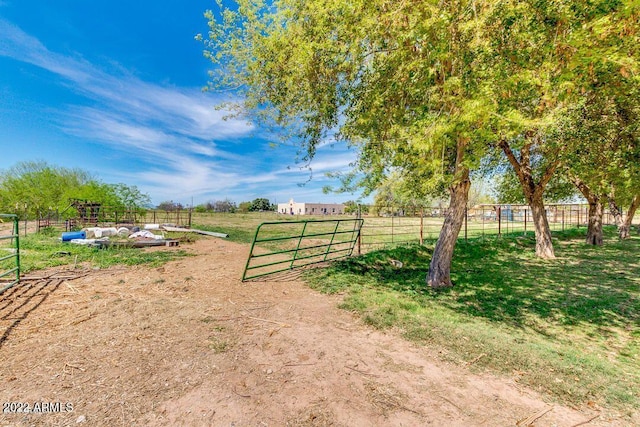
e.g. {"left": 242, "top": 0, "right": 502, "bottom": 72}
{"left": 554, "top": 0, "right": 640, "bottom": 242}
{"left": 563, "top": 90, "right": 640, "bottom": 244}
{"left": 0, "top": 161, "right": 151, "bottom": 218}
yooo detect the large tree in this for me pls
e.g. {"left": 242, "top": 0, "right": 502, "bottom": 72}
{"left": 0, "top": 161, "right": 91, "bottom": 217}
{"left": 603, "top": 92, "right": 640, "bottom": 240}
{"left": 202, "top": 0, "right": 496, "bottom": 288}
{"left": 563, "top": 87, "right": 640, "bottom": 243}
{"left": 484, "top": 0, "right": 638, "bottom": 257}
{"left": 202, "top": 0, "right": 638, "bottom": 284}
{"left": 372, "top": 171, "right": 433, "bottom": 217}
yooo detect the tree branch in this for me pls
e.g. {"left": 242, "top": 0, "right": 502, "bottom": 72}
{"left": 568, "top": 173, "right": 596, "bottom": 204}
{"left": 538, "top": 158, "right": 560, "bottom": 190}
{"left": 498, "top": 139, "right": 527, "bottom": 189}
{"left": 498, "top": 139, "right": 522, "bottom": 173}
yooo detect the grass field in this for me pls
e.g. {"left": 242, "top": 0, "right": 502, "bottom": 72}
{"left": 0, "top": 227, "right": 192, "bottom": 275}
{"left": 190, "top": 211, "right": 584, "bottom": 249}
{"left": 306, "top": 226, "right": 640, "bottom": 412}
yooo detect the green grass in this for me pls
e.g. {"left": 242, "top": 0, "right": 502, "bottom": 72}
{"left": 305, "top": 226, "right": 640, "bottom": 412}
{"left": 192, "top": 211, "right": 351, "bottom": 245}
{"left": 190, "top": 211, "right": 580, "bottom": 249}
{"left": 1, "top": 228, "right": 191, "bottom": 273}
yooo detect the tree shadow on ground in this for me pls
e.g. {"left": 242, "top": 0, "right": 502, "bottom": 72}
{"left": 323, "top": 228, "right": 640, "bottom": 335}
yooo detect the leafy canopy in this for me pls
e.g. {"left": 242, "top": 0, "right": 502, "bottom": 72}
{"left": 0, "top": 161, "right": 151, "bottom": 218}
{"left": 202, "top": 0, "right": 498, "bottom": 196}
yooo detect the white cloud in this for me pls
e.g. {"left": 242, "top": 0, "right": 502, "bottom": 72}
{"left": 0, "top": 18, "right": 362, "bottom": 204}
{"left": 0, "top": 18, "right": 252, "bottom": 141}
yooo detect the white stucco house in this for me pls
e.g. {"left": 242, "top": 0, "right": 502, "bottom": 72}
{"left": 277, "top": 199, "right": 345, "bottom": 215}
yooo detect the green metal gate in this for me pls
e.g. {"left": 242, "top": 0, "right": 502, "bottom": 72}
{"left": 0, "top": 214, "right": 20, "bottom": 294}
{"left": 242, "top": 218, "right": 363, "bottom": 281}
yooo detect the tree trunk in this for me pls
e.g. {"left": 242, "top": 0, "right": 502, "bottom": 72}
{"left": 499, "top": 138, "right": 558, "bottom": 259}
{"left": 608, "top": 196, "right": 624, "bottom": 232}
{"left": 529, "top": 194, "right": 556, "bottom": 258}
{"left": 585, "top": 199, "right": 604, "bottom": 245}
{"left": 570, "top": 175, "right": 603, "bottom": 246}
{"left": 427, "top": 169, "right": 470, "bottom": 289}
{"left": 619, "top": 194, "right": 640, "bottom": 240}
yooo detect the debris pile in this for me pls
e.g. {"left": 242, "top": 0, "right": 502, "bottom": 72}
{"left": 59, "top": 224, "right": 227, "bottom": 248}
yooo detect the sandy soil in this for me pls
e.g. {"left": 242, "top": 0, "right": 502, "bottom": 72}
{"left": 0, "top": 237, "right": 632, "bottom": 426}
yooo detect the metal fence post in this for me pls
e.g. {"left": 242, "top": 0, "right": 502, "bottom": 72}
{"left": 23, "top": 205, "right": 27, "bottom": 237}
{"left": 482, "top": 206, "right": 485, "bottom": 238}
{"left": 391, "top": 214, "right": 394, "bottom": 244}
{"left": 0, "top": 214, "right": 20, "bottom": 294}
{"left": 464, "top": 207, "right": 468, "bottom": 241}
{"left": 420, "top": 208, "right": 424, "bottom": 245}
{"left": 14, "top": 216, "right": 20, "bottom": 282}
{"left": 357, "top": 205, "right": 362, "bottom": 255}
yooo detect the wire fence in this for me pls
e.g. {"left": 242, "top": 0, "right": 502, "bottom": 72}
{"left": 354, "top": 203, "right": 634, "bottom": 253}
{"left": 36, "top": 208, "right": 193, "bottom": 231}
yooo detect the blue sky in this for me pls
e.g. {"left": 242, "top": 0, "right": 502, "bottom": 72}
{"left": 0, "top": 0, "right": 360, "bottom": 206}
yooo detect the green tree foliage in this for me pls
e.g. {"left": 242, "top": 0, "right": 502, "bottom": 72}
{"left": 213, "top": 199, "right": 237, "bottom": 213}
{"left": 156, "top": 201, "right": 184, "bottom": 211}
{"left": 0, "top": 161, "right": 90, "bottom": 217}
{"left": 249, "top": 198, "right": 273, "bottom": 212}
{"left": 237, "top": 201, "right": 252, "bottom": 213}
{"left": 0, "top": 161, "right": 151, "bottom": 219}
{"left": 343, "top": 200, "right": 369, "bottom": 215}
{"left": 201, "top": 0, "right": 639, "bottom": 285}
{"left": 372, "top": 172, "right": 432, "bottom": 216}
{"left": 467, "top": 179, "right": 495, "bottom": 208}
{"left": 486, "top": 0, "right": 639, "bottom": 256}
{"left": 343, "top": 201, "right": 358, "bottom": 214}
{"left": 493, "top": 169, "right": 577, "bottom": 205}
{"left": 202, "top": 0, "right": 497, "bottom": 288}
{"left": 110, "top": 183, "right": 151, "bottom": 210}
{"left": 562, "top": 85, "right": 640, "bottom": 241}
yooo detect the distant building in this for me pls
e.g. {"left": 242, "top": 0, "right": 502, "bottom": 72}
{"left": 278, "top": 198, "right": 345, "bottom": 215}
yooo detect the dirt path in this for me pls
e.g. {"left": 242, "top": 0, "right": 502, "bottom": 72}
{"left": 0, "top": 238, "right": 625, "bottom": 426}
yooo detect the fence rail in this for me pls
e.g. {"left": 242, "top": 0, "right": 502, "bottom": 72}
{"left": 0, "top": 214, "right": 20, "bottom": 294}
{"left": 353, "top": 203, "right": 635, "bottom": 252}
{"left": 37, "top": 208, "right": 193, "bottom": 231}
{"left": 242, "top": 218, "right": 363, "bottom": 281}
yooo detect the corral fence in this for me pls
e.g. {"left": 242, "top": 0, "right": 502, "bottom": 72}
{"left": 240, "top": 202, "right": 636, "bottom": 280}
{"left": 37, "top": 208, "right": 193, "bottom": 231}
{"left": 242, "top": 218, "right": 363, "bottom": 281}
{"left": 0, "top": 214, "right": 20, "bottom": 294}
{"left": 355, "top": 203, "right": 635, "bottom": 252}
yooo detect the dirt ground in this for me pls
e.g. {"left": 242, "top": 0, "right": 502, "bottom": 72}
{"left": 0, "top": 237, "right": 634, "bottom": 426}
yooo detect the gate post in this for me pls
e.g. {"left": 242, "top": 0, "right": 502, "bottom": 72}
{"left": 357, "top": 205, "right": 362, "bottom": 255}
{"left": 0, "top": 214, "right": 20, "bottom": 294}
